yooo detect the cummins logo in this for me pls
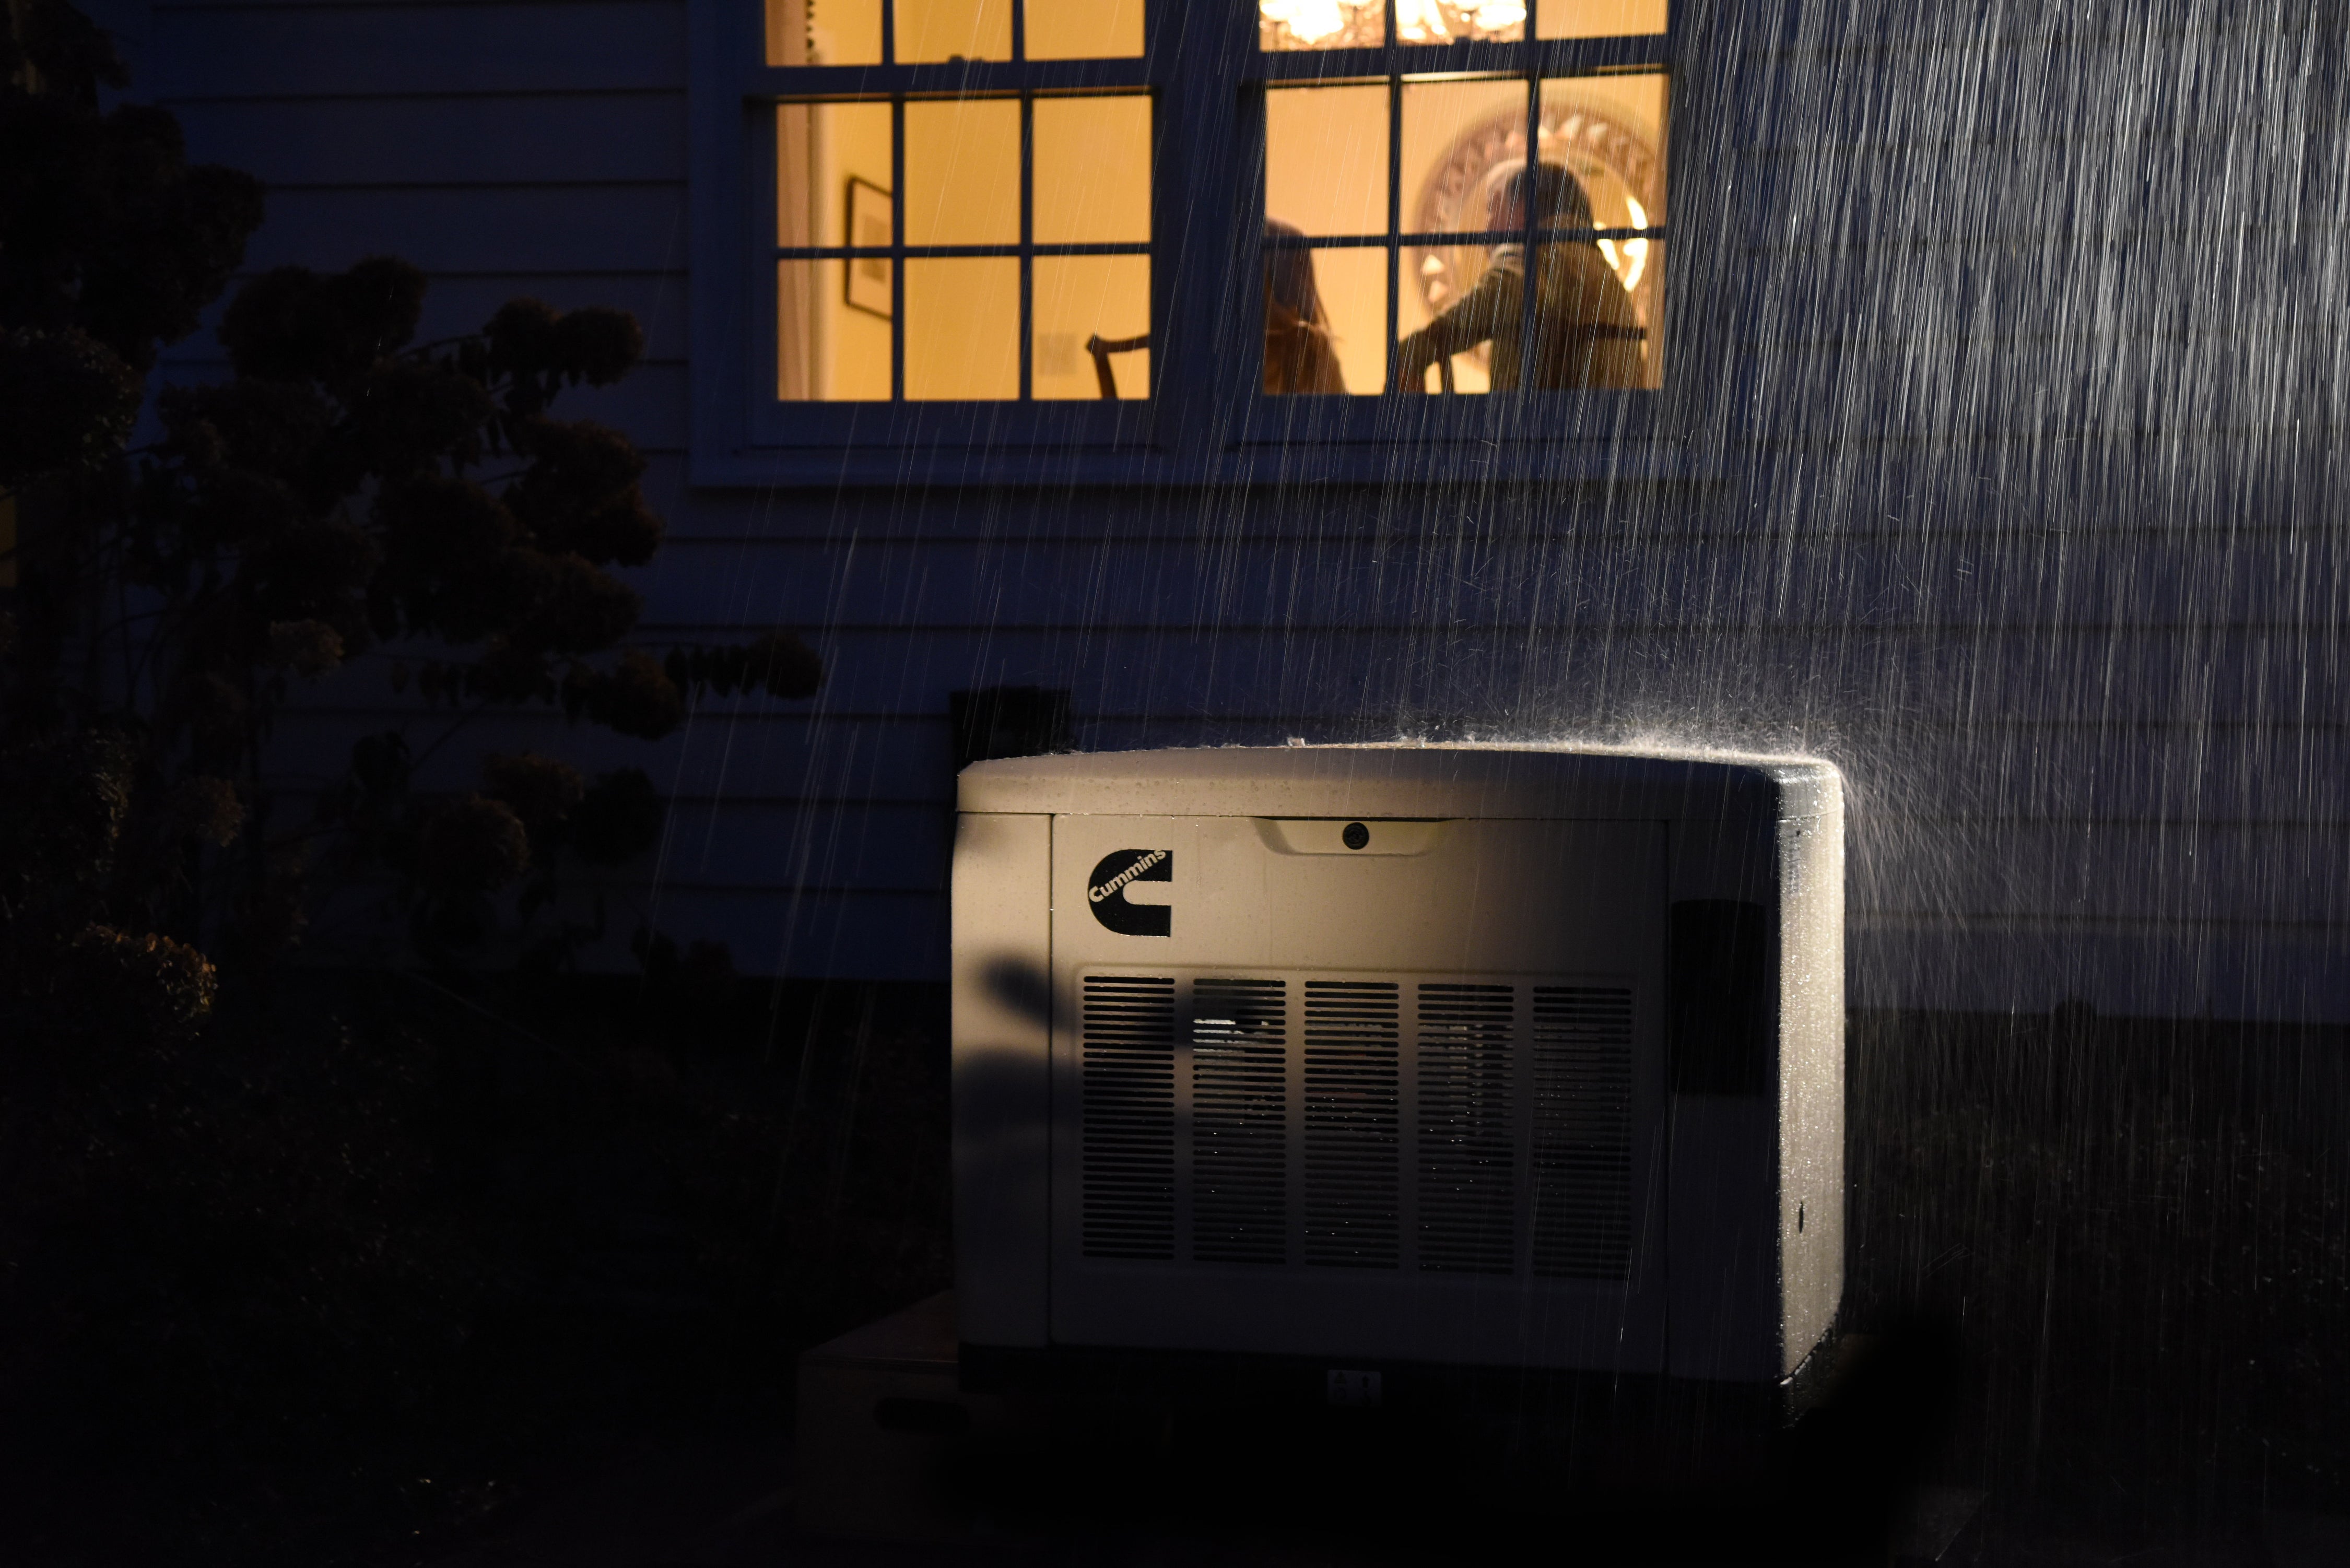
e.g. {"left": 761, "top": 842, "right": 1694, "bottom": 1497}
{"left": 1087, "top": 848, "right": 1172, "bottom": 936}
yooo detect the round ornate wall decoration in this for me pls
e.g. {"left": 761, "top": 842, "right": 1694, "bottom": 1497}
{"left": 1409, "top": 93, "right": 1665, "bottom": 372}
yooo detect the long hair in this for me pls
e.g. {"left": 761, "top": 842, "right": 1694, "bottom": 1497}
{"left": 1263, "top": 218, "right": 1327, "bottom": 324}
{"left": 1262, "top": 219, "right": 1343, "bottom": 393}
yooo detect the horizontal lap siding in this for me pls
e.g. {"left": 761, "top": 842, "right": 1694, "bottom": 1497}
{"left": 258, "top": 703, "right": 2350, "bottom": 827}
{"left": 149, "top": 1, "right": 697, "bottom": 450}
{"left": 628, "top": 532, "right": 2350, "bottom": 635}
{"left": 168, "top": 95, "right": 688, "bottom": 185}
{"left": 147, "top": 0, "right": 735, "bottom": 965}
{"left": 163, "top": 0, "right": 2350, "bottom": 1013}
{"left": 159, "top": 275, "right": 693, "bottom": 371}
{"left": 1676, "top": 4, "right": 2349, "bottom": 1015}
{"left": 150, "top": 2, "right": 686, "bottom": 99}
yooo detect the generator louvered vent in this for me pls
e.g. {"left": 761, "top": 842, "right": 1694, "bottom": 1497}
{"left": 1416, "top": 984, "right": 1518, "bottom": 1274}
{"left": 1190, "top": 977, "right": 1288, "bottom": 1264}
{"left": 1303, "top": 981, "right": 1402, "bottom": 1268}
{"left": 1079, "top": 975, "right": 1177, "bottom": 1260}
{"left": 1075, "top": 973, "right": 1638, "bottom": 1282}
{"left": 1530, "top": 986, "right": 1635, "bottom": 1279}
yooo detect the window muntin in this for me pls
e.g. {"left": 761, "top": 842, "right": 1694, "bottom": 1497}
{"left": 766, "top": 2, "right": 1151, "bottom": 405}
{"left": 1263, "top": 65, "right": 1666, "bottom": 396}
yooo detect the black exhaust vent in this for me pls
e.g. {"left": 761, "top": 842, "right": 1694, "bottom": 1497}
{"left": 1191, "top": 977, "right": 1289, "bottom": 1264}
{"left": 1415, "top": 983, "right": 1517, "bottom": 1274}
{"left": 1079, "top": 974, "right": 1177, "bottom": 1259}
{"left": 1302, "top": 980, "right": 1402, "bottom": 1268}
{"left": 1529, "top": 986, "right": 1635, "bottom": 1280}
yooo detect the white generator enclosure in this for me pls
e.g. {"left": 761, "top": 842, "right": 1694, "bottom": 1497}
{"left": 951, "top": 745, "right": 1843, "bottom": 1391}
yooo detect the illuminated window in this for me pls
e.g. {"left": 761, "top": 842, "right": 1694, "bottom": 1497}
{"left": 1259, "top": 0, "right": 1667, "bottom": 396}
{"left": 696, "top": 0, "right": 1676, "bottom": 478}
{"left": 768, "top": 1, "right": 1152, "bottom": 402}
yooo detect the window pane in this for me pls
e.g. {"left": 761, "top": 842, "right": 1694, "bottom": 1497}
{"left": 1027, "top": 0, "right": 1143, "bottom": 60}
{"left": 1402, "top": 76, "right": 1530, "bottom": 235}
{"left": 1265, "top": 243, "right": 1381, "bottom": 395}
{"left": 1539, "top": 72, "right": 1666, "bottom": 225}
{"left": 1260, "top": 0, "right": 1382, "bottom": 49}
{"left": 896, "top": 0, "right": 1011, "bottom": 62}
{"left": 1034, "top": 255, "right": 1149, "bottom": 400}
{"left": 770, "top": 0, "right": 883, "bottom": 63}
{"left": 1535, "top": 0, "right": 1666, "bottom": 39}
{"left": 1397, "top": 1, "right": 1523, "bottom": 45}
{"left": 1541, "top": 72, "right": 1665, "bottom": 385}
{"left": 778, "top": 260, "right": 891, "bottom": 400}
{"left": 904, "top": 97, "right": 1019, "bottom": 245}
{"left": 905, "top": 257, "right": 1018, "bottom": 399}
{"left": 1033, "top": 96, "right": 1150, "bottom": 244}
{"left": 1394, "top": 251, "right": 1489, "bottom": 395}
{"left": 1265, "top": 85, "right": 1387, "bottom": 239}
{"left": 777, "top": 100, "right": 893, "bottom": 246}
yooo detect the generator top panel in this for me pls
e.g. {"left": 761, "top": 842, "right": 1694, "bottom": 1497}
{"left": 957, "top": 741, "right": 1837, "bottom": 824}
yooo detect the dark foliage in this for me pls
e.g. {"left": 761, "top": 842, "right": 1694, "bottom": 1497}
{"left": 0, "top": 327, "right": 144, "bottom": 483}
{"left": 0, "top": 971, "right": 953, "bottom": 1567}
{"left": 0, "top": 10, "right": 839, "bottom": 1562}
{"left": 9, "top": 247, "right": 825, "bottom": 961}
{"left": 0, "top": 14, "right": 262, "bottom": 376}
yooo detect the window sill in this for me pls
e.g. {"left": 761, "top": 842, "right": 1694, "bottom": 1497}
{"left": 690, "top": 412, "right": 1704, "bottom": 490}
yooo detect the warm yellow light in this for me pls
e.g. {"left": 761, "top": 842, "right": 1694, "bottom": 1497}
{"left": 1264, "top": 0, "right": 1523, "bottom": 47}
{"left": 1260, "top": 0, "right": 1350, "bottom": 44}
{"left": 1396, "top": 0, "right": 1450, "bottom": 41}
{"left": 1621, "top": 192, "right": 1649, "bottom": 290}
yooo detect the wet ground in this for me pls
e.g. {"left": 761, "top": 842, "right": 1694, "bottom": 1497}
{"left": 423, "top": 1430, "right": 2340, "bottom": 1568}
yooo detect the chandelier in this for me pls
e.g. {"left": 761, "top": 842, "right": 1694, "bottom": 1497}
{"left": 1260, "top": 0, "right": 1528, "bottom": 49}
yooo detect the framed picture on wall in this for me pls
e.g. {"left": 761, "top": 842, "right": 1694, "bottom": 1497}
{"left": 844, "top": 176, "right": 894, "bottom": 320}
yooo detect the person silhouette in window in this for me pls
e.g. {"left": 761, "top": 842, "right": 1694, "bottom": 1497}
{"left": 1391, "top": 161, "right": 1645, "bottom": 393}
{"left": 1263, "top": 219, "right": 1346, "bottom": 395}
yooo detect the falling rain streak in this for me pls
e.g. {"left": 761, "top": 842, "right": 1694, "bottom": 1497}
{"left": 668, "top": 3, "right": 2350, "bottom": 1525}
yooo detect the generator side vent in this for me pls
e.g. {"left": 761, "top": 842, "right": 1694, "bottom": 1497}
{"left": 1191, "top": 977, "right": 1289, "bottom": 1263}
{"left": 1079, "top": 975, "right": 1177, "bottom": 1259}
{"left": 1529, "top": 985, "right": 1635, "bottom": 1279}
{"left": 1416, "top": 983, "right": 1518, "bottom": 1274}
{"left": 1302, "top": 980, "right": 1402, "bottom": 1268}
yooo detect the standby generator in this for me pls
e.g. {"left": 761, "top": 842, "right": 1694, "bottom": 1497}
{"left": 949, "top": 744, "right": 1842, "bottom": 1407}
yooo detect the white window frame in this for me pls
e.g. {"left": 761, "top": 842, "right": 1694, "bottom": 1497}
{"left": 689, "top": 0, "right": 1681, "bottom": 488}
